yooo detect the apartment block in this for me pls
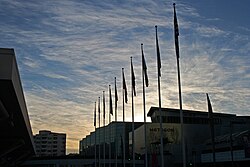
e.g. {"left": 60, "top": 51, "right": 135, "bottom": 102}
{"left": 34, "top": 130, "right": 66, "bottom": 157}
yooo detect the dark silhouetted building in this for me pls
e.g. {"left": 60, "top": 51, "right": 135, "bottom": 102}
{"left": 79, "top": 122, "right": 143, "bottom": 165}
{"left": 0, "top": 48, "right": 35, "bottom": 166}
{"left": 132, "top": 107, "right": 250, "bottom": 167}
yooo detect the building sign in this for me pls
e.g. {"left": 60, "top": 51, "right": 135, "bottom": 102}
{"left": 147, "top": 123, "right": 180, "bottom": 145}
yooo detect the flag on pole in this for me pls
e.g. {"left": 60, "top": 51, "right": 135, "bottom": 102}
{"left": 155, "top": 25, "right": 164, "bottom": 167}
{"left": 115, "top": 77, "right": 118, "bottom": 111}
{"left": 122, "top": 68, "right": 128, "bottom": 103}
{"left": 155, "top": 26, "right": 161, "bottom": 77}
{"left": 207, "top": 93, "right": 216, "bottom": 166}
{"left": 207, "top": 93, "right": 213, "bottom": 118}
{"left": 109, "top": 85, "right": 113, "bottom": 115}
{"left": 207, "top": 93, "right": 214, "bottom": 136}
{"left": 94, "top": 102, "right": 96, "bottom": 126}
{"left": 98, "top": 97, "right": 101, "bottom": 167}
{"left": 141, "top": 43, "right": 149, "bottom": 167}
{"left": 141, "top": 43, "right": 149, "bottom": 87}
{"left": 94, "top": 101, "right": 97, "bottom": 167}
{"left": 98, "top": 97, "right": 101, "bottom": 114}
{"left": 173, "top": 3, "right": 180, "bottom": 59}
{"left": 103, "top": 91, "right": 105, "bottom": 119}
{"left": 131, "top": 57, "right": 136, "bottom": 96}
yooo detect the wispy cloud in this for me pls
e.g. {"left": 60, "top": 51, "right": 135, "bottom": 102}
{"left": 195, "top": 26, "right": 226, "bottom": 37}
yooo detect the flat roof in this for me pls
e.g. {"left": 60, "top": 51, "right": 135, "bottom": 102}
{"left": 147, "top": 106, "right": 236, "bottom": 118}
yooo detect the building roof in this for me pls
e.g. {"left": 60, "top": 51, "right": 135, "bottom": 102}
{"left": 147, "top": 106, "right": 236, "bottom": 118}
{"left": 34, "top": 130, "right": 66, "bottom": 136}
{"left": 0, "top": 48, "right": 35, "bottom": 165}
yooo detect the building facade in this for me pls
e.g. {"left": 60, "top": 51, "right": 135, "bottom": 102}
{"left": 79, "top": 122, "right": 143, "bottom": 165}
{"left": 140, "top": 107, "right": 250, "bottom": 166}
{"left": 79, "top": 107, "right": 250, "bottom": 167}
{"left": 34, "top": 130, "right": 66, "bottom": 157}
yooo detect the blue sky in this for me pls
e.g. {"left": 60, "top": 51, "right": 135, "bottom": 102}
{"left": 0, "top": 0, "right": 249, "bottom": 153}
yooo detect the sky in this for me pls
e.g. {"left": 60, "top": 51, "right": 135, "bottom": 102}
{"left": 0, "top": 0, "right": 249, "bottom": 154}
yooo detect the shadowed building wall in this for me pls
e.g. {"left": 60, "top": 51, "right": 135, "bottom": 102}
{"left": 0, "top": 48, "right": 35, "bottom": 166}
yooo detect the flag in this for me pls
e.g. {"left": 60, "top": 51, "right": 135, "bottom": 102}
{"left": 115, "top": 77, "right": 118, "bottom": 110}
{"left": 98, "top": 97, "right": 100, "bottom": 114}
{"left": 122, "top": 68, "right": 128, "bottom": 103}
{"left": 103, "top": 91, "right": 105, "bottom": 119}
{"left": 173, "top": 3, "right": 180, "bottom": 59}
{"left": 206, "top": 93, "right": 213, "bottom": 119}
{"left": 141, "top": 43, "right": 149, "bottom": 87}
{"left": 94, "top": 102, "right": 96, "bottom": 126}
{"left": 109, "top": 85, "right": 113, "bottom": 115}
{"left": 131, "top": 57, "right": 136, "bottom": 96}
{"left": 155, "top": 26, "right": 161, "bottom": 77}
{"left": 207, "top": 93, "right": 216, "bottom": 164}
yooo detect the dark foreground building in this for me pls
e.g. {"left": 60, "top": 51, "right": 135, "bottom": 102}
{"left": 79, "top": 107, "right": 250, "bottom": 167}
{"left": 0, "top": 48, "right": 35, "bottom": 166}
{"left": 134, "top": 107, "right": 250, "bottom": 167}
{"left": 80, "top": 122, "right": 143, "bottom": 164}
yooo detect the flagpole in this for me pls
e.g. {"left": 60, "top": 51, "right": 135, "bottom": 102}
{"left": 122, "top": 68, "right": 126, "bottom": 167}
{"left": 122, "top": 69, "right": 125, "bottom": 123}
{"left": 131, "top": 57, "right": 135, "bottom": 167}
{"left": 173, "top": 4, "right": 186, "bottom": 167}
{"left": 114, "top": 77, "right": 118, "bottom": 167}
{"left": 155, "top": 25, "right": 164, "bottom": 167}
{"left": 115, "top": 77, "right": 118, "bottom": 122}
{"left": 177, "top": 45, "right": 186, "bottom": 167}
{"left": 94, "top": 102, "right": 97, "bottom": 167}
{"left": 98, "top": 97, "right": 101, "bottom": 167}
{"left": 109, "top": 85, "right": 112, "bottom": 167}
{"left": 141, "top": 43, "right": 148, "bottom": 167}
{"left": 207, "top": 93, "right": 216, "bottom": 167}
{"left": 103, "top": 91, "right": 106, "bottom": 167}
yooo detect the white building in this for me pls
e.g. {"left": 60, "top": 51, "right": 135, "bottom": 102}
{"left": 34, "top": 130, "right": 66, "bottom": 157}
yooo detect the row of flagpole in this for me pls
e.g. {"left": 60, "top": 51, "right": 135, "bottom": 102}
{"left": 91, "top": 4, "right": 217, "bottom": 167}
{"left": 92, "top": 29, "right": 161, "bottom": 166}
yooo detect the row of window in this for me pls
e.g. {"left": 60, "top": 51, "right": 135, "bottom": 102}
{"left": 36, "top": 145, "right": 58, "bottom": 148}
{"left": 36, "top": 145, "right": 65, "bottom": 148}
{"left": 34, "top": 136, "right": 64, "bottom": 140}
{"left": 34, "top": 135, "right": 66, "bottom": 140}
{"left": 152, "top": 116, "right": 222, "bottom": 124}
{"left": 35, "top": 141, "right": 58, "bottom": 144}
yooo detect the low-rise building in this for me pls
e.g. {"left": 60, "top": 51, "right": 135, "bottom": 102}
{"left": 79, "top": 107, "right": 250, "bottom": 167}
{"left": 34, "top": 130, "right": 66, "bottom": 157}
{"left": 79, "top": 121, "right": 143, "bottom": 166}
{"left": 137, "top": 107, "right": 250, "bottom": 166}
